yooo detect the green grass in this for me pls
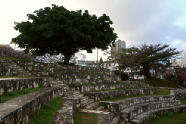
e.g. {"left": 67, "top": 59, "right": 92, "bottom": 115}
{"left": 147, "top": 112, "right": 186, "bottom": 124}
{"left": 102, "top": 88, "right": 170, "bottom": 101}
{"left": 181, "top": 100, "right": 186, "bottom": 105}
{"left": 0, "top": 86, "right": 44, "bottom": 103}
{"left": 74, "top": 111, "right": 97, "bottom": 124}
{"left": 146, "top": 78, "right": 179, "bottom": 88}
{"left": 28, "top": 97, "right": 63, "bottom": 124}
{"left": 154, "top": 88, "right": 170, "bottom": 95}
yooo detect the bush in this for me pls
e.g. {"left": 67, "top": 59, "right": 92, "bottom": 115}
{"left": 120, "top": 72, "right": 129, "bottom": 81}
{"left": 114, "top": 70, "right": 129, "bottom": 81}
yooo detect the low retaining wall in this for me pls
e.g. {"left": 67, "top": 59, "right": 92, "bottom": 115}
{"left": 101, "top": 95, "right": 176, "bottom": 114}
{"left": 0, "top": 88, "right": 63, "bottom": 124}
{"left": 85, "top": 88, "right": 156, "bottom": 101}
{"left": 53, "top": 98, "right": 78, "bottom": 124}
{"left": 171, "top": 89, "right": 186, "bottom": 100}
{"left": 132, "top": 105, "right": 186, "bottom": 124}
{"left": 0, "top": 77, "right": 47, "bottom": 95}
{"left": 71, "top": 81, "right": 150, "bottom": 93}
{"left": 0, "top": 59, "right": 119, "bottom": 83}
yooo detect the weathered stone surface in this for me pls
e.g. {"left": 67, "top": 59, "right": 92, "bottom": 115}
{"left": 0, "top": 60, "right": 30, "bottom": 76}
{"left": 71, "top": 81, "right": 150, "bottom": 93}
{"left": 101, "top": 95, "right": 177, "bottom": 114}
{"left": 0, "top": 88, "right": 63, "bottom": 124}
{"left": 101, "top": 94, "right": 186, "bottom": 124}
{"left": 171, "top": 89, "right": 186, "bottom": 100}
{"left": 0, "top": 60, "right": 118, "bottom": 83}
{"left": 131, "top": 105, "right": 186, "bottom": 124}
{"left": 0, "top": 77, "right": 47, "bottom": 95}
{"left": 85, "top": 88, "right": 156, "bottom": 101}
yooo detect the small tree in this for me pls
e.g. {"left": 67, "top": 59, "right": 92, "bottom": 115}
{"left": 12, "top": 5, "right": 117, "bottom": 64}
{"left": 116, "top": 44, "right": 179, "bottom": 79}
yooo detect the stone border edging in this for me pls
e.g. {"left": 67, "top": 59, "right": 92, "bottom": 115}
{"left": 0, "top": 87, "right": 62, "bottom": 124}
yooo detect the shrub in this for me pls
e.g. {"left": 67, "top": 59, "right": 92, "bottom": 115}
{"left": 114, "top": 70, "right": 129, "bottom": 81}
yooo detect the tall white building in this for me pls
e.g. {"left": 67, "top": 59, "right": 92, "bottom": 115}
{"left": 111, "top": 40, "right": 126, "bottom": 56}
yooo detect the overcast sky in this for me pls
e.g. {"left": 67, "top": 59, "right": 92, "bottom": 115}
{"left": 0, "top": 0, "right": 186, "bottom": 60}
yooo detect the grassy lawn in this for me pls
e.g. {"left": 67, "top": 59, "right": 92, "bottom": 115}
{"left": 147, "top": 112, "right": 186, "bottom": 124}
{"left": 0, "top": 86, "right": 44, "bottom": 103}
{"left": 28, "top": 98, "right": 63, "bottom": 124}
{"left": 74, "top": 111, "right": 97, "bottom": 124}
{"left": 102, "top": 88, "right": 170, "bottom": 101}
{"left": 146, "top": 78, "right": 179, "bottom": 88}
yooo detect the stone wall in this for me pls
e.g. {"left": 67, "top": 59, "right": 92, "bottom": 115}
{"left": 0, "top": 60, "right": 31, "bottom": 76}
{"left": 0, "top": 77, "right": 47, "bottom": 95}
{"left": 71, "top": 81, "right": 150, "bottom": 93}
{"left": 101, "top": 95, "right": 176, "bottom": 114}
{"left": 0, "top": 88, "right": 63, "bottom": 124}
{"left": 85, "top": 88, "right": 156, "bottom": 101}
{"left": 101, "top": 95, "right": 186, "bottom": 124}
{"left": 0, "top": 59, "right": 119, "bottom": 83}
{"left": 171, "top": 89, "right": 186, "bottom": 100}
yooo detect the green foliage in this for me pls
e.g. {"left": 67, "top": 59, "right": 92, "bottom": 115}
{"left": 28, "top": 98, "right": 63, "bottom": 124}
{"left": 74, "top": 111, "right": 97, "bottom": 124}
{"left": 146, "top": 78, "right": 179, "bottom": 88}
{"left": 114, "top": 70, "right": 121, "bottom": 75}
{"left": 0, "top": 86, "right": 44, "bottom": 103}
{"left": 0, "top": 45, "right": 32, "bottom": 60}
{"left": 114, "top": 70, "right": 129, "bottom": 81}
{"left": 121, "top": 72, "right": 129, "bottom": 81}
{"left": 116, "top": 44, "right": 179, "bottom": 78}
{"left": 181, "top": 100, "right": 186, "bottom": 105}
{"left": 12, "top": 4, "right": 117, "bottom": 64}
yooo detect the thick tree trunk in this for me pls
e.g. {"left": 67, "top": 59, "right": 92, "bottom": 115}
{"left": 142, "top": 62, "right": 151, "bottom": 79}
{"left": 64, "top": 56, "right": 71, "bottom": 65}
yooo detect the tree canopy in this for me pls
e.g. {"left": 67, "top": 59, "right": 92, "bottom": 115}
{"left": 116, "top": 44, "right": 179, "bottom": 79}
{"left": 12, "top": 4, "right": 117, "bottom": 64}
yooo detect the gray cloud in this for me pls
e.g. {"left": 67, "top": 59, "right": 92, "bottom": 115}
{"left": 1, "top": 0, "right": 186, "bottom": 52}
{"left": 67, "top": 0, "right": 186, "bottom": 50}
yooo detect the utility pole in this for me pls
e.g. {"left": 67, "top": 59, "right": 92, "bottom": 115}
{"left": 97, "top": 48, "right": 98, "bottom": 63}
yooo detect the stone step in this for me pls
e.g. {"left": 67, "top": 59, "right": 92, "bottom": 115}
{"left": 96, "top": 106, "right": 105, "bottom": 111}
{"left": 73, "top": 94, "right": 84, "bottom": 98}
{"left": 80, "top": 96, "right": 90, "bottom": 102}
{"left": 85, "top": 102, "right": 100, "bottom": 110}
{"left": 121, "top": 100, "right": 181, "bottom": 120}
{"left": 112, "top": 116, "right": 120, "bottom": 124}
{"left": 81, "top": 99, "right": 95, "bottom": 107}
{"left": 131, "top": 105, "right": 186, "bottom": 124}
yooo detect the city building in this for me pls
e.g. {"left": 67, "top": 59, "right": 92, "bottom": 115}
{"left": 111, "top": 40, "right": 126, "bottom": 54}
{"left": 111, "top": 40, "right": 126, "bottom": 58}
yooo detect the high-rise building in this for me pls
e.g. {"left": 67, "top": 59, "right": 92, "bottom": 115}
{"left": 111, "top": 40, "right": 126, "bottom": 57}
